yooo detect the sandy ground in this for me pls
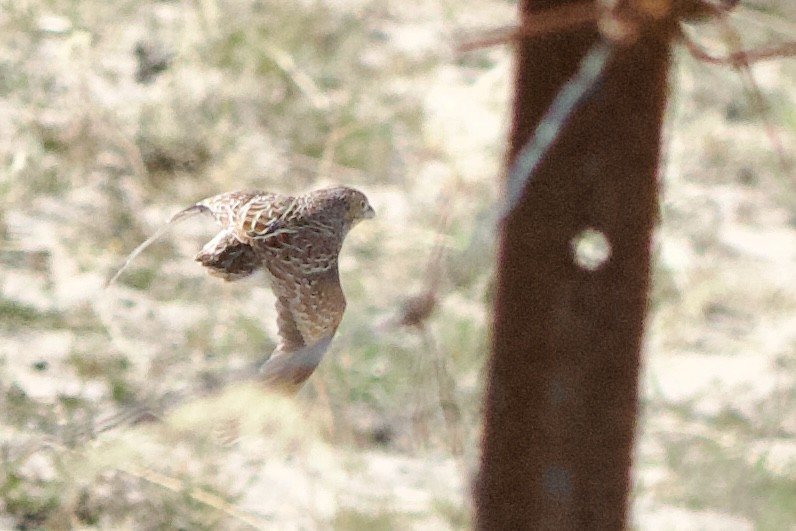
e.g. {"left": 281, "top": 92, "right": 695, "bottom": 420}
{"left": 1, "top": 1, "right": 795, "bottom": 529}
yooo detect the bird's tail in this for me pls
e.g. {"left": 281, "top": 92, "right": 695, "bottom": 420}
{"left": 105, "top": 204, "right": 208, "bottom": 287}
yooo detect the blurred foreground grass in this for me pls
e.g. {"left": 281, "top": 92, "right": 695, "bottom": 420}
{"left": 1, "top": 0, "right": 795, "bottom": 529}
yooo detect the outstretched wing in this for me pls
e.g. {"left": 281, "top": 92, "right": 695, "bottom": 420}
{"left": 193, "top": 190, "right": 295, "bottom": 280}
{"left": 198, "top": 190, "right": 292, "bottom": 237}
{"left": 106, "top": 190, "right": 292, "bottom": 286}
{"left": 260, "top": 337, "right": 333, "bottom": 391}
{"left": 259, "top": 268, "right": 347, "bottom": 390}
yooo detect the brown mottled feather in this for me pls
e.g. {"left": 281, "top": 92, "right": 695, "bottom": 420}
{"left": 195, "top": 230, "right": 259, "bottom": 281}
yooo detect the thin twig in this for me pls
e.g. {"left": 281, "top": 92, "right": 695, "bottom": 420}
{"left": 686, "top": 11, "right": 794, "bottom": 177}
{"left": 682, "top": 33, "right": 796, "bottom": 66}
{"left": 456, "top": 1, "right": 598, "bottom": 53}
{"left": 419, "top": 327, "right": 464, "bottom": 457}
{"left": 261, "top": 43, "right": 331, "bottom": 111}
{"left": 119, "top": 463, "right": 270, "bottom": 530}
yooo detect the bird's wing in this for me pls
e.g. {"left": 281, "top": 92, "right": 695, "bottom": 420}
{"left": 260, "top": 268, "right": 347, "bottom": 390}
{"left": 199, "top": 190, "right": 295, "bottom": 240}
{"left": 192, "top": 191, "right": 296, "bottom": 281}
{"left": 260, "top": 336, "right": 333, "bottom": 390}
{"left": 106, "top": 190, "right": 294, "bottom": 286}
{"left": 234, "top": 192, "right": 299, "bottom": 241}
{"left": 198, "top": 190, "right": 263, "bottom": 227}
{"left": 268, "top": 252, "right": 347, "bottom": 340}
{"left": 273, "top": 293, "right": 306, "bottom": 352}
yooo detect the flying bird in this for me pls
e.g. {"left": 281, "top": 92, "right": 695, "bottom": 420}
{"left": 108, "top": 185, "right": 375, "bottom": 392}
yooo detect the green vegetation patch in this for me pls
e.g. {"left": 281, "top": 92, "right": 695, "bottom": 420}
{"left": 0, "top": 297, "right": 65, "bottom": 329}
{"left": 661, "top": 435, "right": 796, "bottom": 531}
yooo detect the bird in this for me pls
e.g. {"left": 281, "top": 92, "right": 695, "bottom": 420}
{"left": 107, "top": 185, "right": 375, "bottom": 392}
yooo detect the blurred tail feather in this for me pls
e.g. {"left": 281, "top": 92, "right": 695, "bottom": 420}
{"left": 260, "top": 337, "right": 332, "bottom": 393}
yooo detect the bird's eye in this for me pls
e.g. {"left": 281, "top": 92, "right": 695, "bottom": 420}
{"left": 360, "top": 200, "right": 366, "bottom": 209}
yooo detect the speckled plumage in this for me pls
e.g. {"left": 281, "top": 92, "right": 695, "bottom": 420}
{"left": 109, "top": 185, "right": 374, "bottom": 392}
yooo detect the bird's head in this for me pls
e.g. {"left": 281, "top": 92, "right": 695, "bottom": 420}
{"left": 335, "top": 186, "right": 375, "bottom": 227}
{"left": 310, "top": 185, "right": 375, "bottom": 235}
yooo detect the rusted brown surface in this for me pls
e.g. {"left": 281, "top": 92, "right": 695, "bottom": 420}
{"left": 476, "top": 2, "right": 672, "bottom": 529}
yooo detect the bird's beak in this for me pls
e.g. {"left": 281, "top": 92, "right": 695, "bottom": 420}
{"left": 364, "top": 204, "right": 376, "bottom": 219}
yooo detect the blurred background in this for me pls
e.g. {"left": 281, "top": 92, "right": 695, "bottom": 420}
{"left": 0, "top": 0, "right": 794, "bottom": 529}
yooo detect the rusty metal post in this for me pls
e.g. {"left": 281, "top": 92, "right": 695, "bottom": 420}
{"left": 476, "top": 2, "right": 673, "bottom": 529}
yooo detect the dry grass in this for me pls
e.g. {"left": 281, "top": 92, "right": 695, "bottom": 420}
{"left": 1, "top": 0, "right": 795, "bottom": 529}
